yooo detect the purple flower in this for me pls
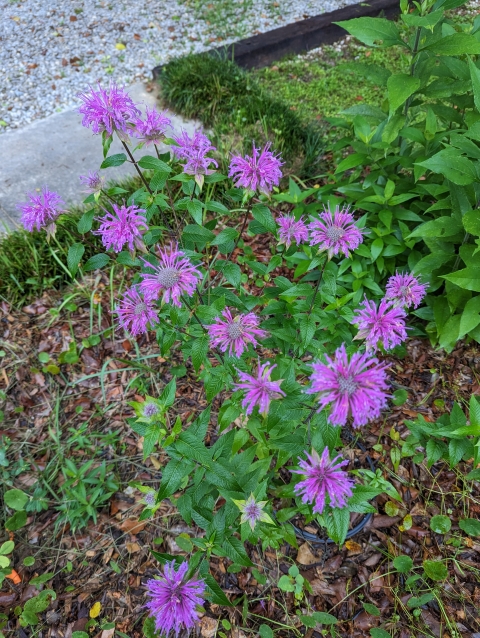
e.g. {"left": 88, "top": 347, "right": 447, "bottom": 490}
{"left": 79, "top": 171, "right": 105, "bottom": 194}
{"left": 133, "top": 107, "right": 172, "bottom": 146}
{"left": 385, "top": 272, "right": 428, "bottom": 309}
{"left": 116, "top": 287, "right": 159, "bottom": 336}
{"left": 172, "top": 130, "right": 218, "bottom": 177}
{"left": 18, "top": 186, "right": 64, "bottom": 234}
{"left": 145, "top": 561, "right": 206, "bottom": 637}
{"left": 143, "top": 403, "right": 159, "bottom": 417}
{"left": 228, "top": 142, "right": 283, "bottom": 195}
{"left": 94, "top": 202, "right": 148, "bottom": 253}
{"left": 293, "top": 448, "right": 355, "bottom": 515}
{"left": 234, "top": 361, "right": 285, "bottom": 416}
{"left": 309, "top": 205, "right": 364, "bottom": 259}
{"left": 306, "top": 344, "right": 389, "bottom": 428}
{"left": 277, "top": 215, "right": 309, "bottom": 248}
{"left": 232, "top": 493, "right": 274, "bottom": 531}
{"left": 78, "top": 82, "right": 140, "bottom": 138}
{"left": 207, "top": 308, "right": 267, "bottom": 357}
{"left": 143, "top": 491, "right": 156, "bottom": 507}
{"left": 139, "top": 243, "right": 202, "bottom": 307}
{"left": 352, "top": 297, "right": 408, "bottom": 351}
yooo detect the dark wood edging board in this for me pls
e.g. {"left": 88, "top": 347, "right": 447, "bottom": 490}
{"left": 152, "top": 0, "right": 400, "bottom": 78}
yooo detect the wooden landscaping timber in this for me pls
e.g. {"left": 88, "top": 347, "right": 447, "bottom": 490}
{"left": 152, "top": 0, "right": 400, "bottom": 78}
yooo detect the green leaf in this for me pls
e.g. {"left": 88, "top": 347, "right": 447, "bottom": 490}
{"left": 407, "top": 216, "right": 462, "bottom": 239}
{"left": 416, "top": 149, "right": 477, "bottom": 186}
{"left": 424, "top": 33, "right": 480, "bottom": 55}
{"left": 0, "top": 541, "right": 14, "bottom": 555}
{"left": 462, "top": 209, "right": 480, "bottom": 236}
{"left": 219, "top": 262, "right": 241, "bottom": 287}
{"left": 363, "top": 602, "right": 381, "bottom": 616}
{"left": 83, "top": 253, "right": 110, "bottom": 272}
{"left": 459, "top": 518, "right": 480, "bottom": 537}
{"left": 251, "top": 203, "right": 276, "bottom": 233}
{"left": 423, "top": 559, "right": 448, "bottom": 581}
{"left": 430, "top": 515, "right": 452, "bottom": 534}
{"left": 311, "top": 611, "right": 338, "bottom": 625}
{"left": 335, "top": 17, "right": 402, "bottom": 47}
{"left": 387, "top": 74, "right": 420, "bottom": 114}
{"left": 468, "top": 56, "right": 480, "bottom": 113}
{"left": 370, "top": 630, "right": 391, "bottom": 638}
{"left": 191, "top": 335, "right": 209, "bottom": 373}
{"left": 0, "top": 556, "right": 10, "bottom": 568}
{"left": 138, "top": 156, "right": 172, "bottom": 172}
{"left": 443, "top": 268, "right": 480, "bottom": 292}
{"left": 335, "top": 153, "right": 368, "bottom": 173}
{"left": 187, "top": 200, "right": 203, "bottom": 225}
{"left": 392, "top": 389, "right": 408, "bottom": 406}
{"left": 205, "top": 574, "right": 233, "bottom": 606}
{"left": 393, "top": 555, "right": 413, "bottom": 573}
{"left": 258, "top": 625, "right": 274, "bottom": 638}
{"left": 299, "top": 315, "right": 316, "bottom": 349}
{"left": 426, "top": 439, "right": 447, "bottom": 467}
{"left": 402, "top": 9, "right": 444, "bottom": 29}
{"left": 220, "top": 536, "right": 254, "bottom": 566}
{"left": 448, "top": 438, "right": 471, "bottom": 468}
{"left": 325, "top": 507, "right": 350, "bottom": 545}
{"left": 382, "top": 114, "right": 405, "bottom": 144}
{"left": 370, "top": 237, "right": 384, "bottom": 261}
{"left": 100, "top": 153, "right": 127, "bottom": 169}
{"left": 206, "top": 200, "right": 229, "bottom": 215}
{"left": 211, "top": 227, "right": 238, "bottom": 252}
{"left": 182, "top": 224, "right": 215, "bottom": 246}
{"left": 156, "top": 458, "right": 192, "bottom": 501}
{"left": 67, "top": 243, "right": 85, "bottom": 277}
{"left": 77, "top": 209, "right": 96, "bottom": 234}
{"left": 5, "top": 488, "right": 29, "bottom": 510}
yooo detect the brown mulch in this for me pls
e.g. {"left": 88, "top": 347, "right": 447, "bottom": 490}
{"left": 1, "top": 274, "right": 480, "bottom": 638}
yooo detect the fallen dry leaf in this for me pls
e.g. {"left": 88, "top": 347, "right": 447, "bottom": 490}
{"left": 199, "top": 616, "right": 218, "bottom": 638}
{"left": 296, "top": 543, "right": 318, "bottom": 565}
{"left": 125, "top": 542, "right": 140, "bottom": 553}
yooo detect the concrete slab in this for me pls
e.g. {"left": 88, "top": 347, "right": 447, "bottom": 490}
{"left": 0, "top": 82, "right": 197, "bottom": 230}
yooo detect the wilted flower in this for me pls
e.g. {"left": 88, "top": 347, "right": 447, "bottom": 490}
{"left": 18, "top": 186, "right": 64, "bottom": 235}
{"left": 145, "top": 561, "right": 206, "bottom": 637}
{"left": 229, "top": 142, "right": 283, "bottom": 195}
{"left": 293, "top": 448, "right": 355, "bottom": 514}
{"left": 115, "top": 287, "right": 159, "bottom": 336}
{"left": 277, "top": 215, "right": 309, "bottom": 248}
{"left": 306, "top": 344, "right": 389, "bottom": 428}
{"left": 385, "top": 272, "right": 428, "bottom": 309}
{"left": 232, "top": 493, "right": 274, "bottom": 530}
{"left": 94, "top": 202, "right": 148, "bottom": 253}
{"left": 78, "top": 82, "right": 140, "bottom": 138}
{"left": 234, "top": 361, "right": 285, "bottom": 416}
{"left": 139, "top": 243, "right": 202, "bottom": 307}
{"left": 309, "top": 205, "right": 364, "bottom": 259}
{"left": 79, "top": 171, "right": 105, "bottom": 194}
{"left": 172, "top": 130, "right": 218, "bottom": 180}
{"left": 133, "top": 107, "right": 172, "bottom": 146}
{"left": 207, "top": 308, "right": 267, "bottom": 357}
{"left": 352, "top": 297, "right": 408, "bottom": 351}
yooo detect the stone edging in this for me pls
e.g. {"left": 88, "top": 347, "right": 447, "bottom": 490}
{"left": 152, "top": 0, "right": 400, "bottom": 77}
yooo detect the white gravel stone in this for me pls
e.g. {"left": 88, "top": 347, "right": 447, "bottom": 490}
{"left": 0, "top": 0, "right": 362, "bottom": 134}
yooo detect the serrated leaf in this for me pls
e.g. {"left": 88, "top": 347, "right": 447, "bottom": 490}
{"left": 191, "top": 335, "right": 209, "bottom": 373}
{"left": 83, "top": 253, "right": 110, "bottom": 272}
{"left": 205, "top": 574, "right": 233, "bottom": 606}
{"left": 251, "top": 203, "right": 276, "bottom": 233}
{"left": 100, "top": 153, "right": 127, "bottom": 169}
{"left": 138, "top": 155, "right": 172, "bottom": 172}
{"left": 67, "top": 243, "right": 85, "bottom": 277}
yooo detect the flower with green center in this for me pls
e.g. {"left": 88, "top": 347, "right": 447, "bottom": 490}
{"left": 232, "top": 493, "right": 274, "bottom": 531}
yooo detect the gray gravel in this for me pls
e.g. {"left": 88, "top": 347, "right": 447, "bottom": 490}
{"left": 0, "top": 0, "right": 361, "bottom": 134}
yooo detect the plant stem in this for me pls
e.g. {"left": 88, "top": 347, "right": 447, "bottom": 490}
{"left": 403, "top": 26, "right": 422, "bottom": 117}
{"left": 307, "top": 258, "right": 327, "bottom": 315}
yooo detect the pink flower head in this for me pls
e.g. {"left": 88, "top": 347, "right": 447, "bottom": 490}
{"left": 79, "top": 171, "right": 105, "bottom": 193}
{"left": 18, "top": 186, "right": 64, "bottom": 234}
{"left": 309, "top": 205, "right": 364, "bottom": 259}
{"left": 306, "top": 344, "right": 389, "bottom": 428}
{"left": 133, "top": 107, "right": 172, "bottom": 146}
{"left": 234, "top": 361, "right": 285, "bottom": 416}
{"left": 277, "top": 215, "right": 309, "bottom": 248}
{"left": 78, "top": 82, "right": 140, "bottom": 138}
{"left": 93, "top": 202, "right": 148, "bottom": 253}
{"left": 145, "top": 561, "right": 206, "bottom": 637}
{"left": 352, "top": 297, "right": 408, "bottom": 351}
{"left": 115, "top": 287, "right": 159, "bottom": 336}
{"left": 293, "top": 447, "right": 355, "bottom": 515}
{"left": 139, "top": 243, "right": 202, "bottom": 307}
{"left": 172, "top": 130, "right": 218, "bottom": 176}
{"left": 229, "top": 142, "right": 283, "bottom": 194}
{"left": 232, "top": 493, "right": 274, "bottom": 531}
{"left": 207, "top": 308, "right": 267, "bottom": 357}
{"left": 385, "top": 272, "right": 428, "bottom": 309}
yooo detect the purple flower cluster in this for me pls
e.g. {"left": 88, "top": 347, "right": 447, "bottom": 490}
{"left": 386, "top": 272, "right": 427, "bottom": 309}
{"left": 140, "top": 243, "right": 202, "bottom": 307}
{"left": 78, "top": 83, "right": 140, "bottom": 138}
{"left": 293, "top": 447, "right": 355, "bottom": 514}
{"left": 229, "top": 142, "right": 283, "bottom": 195}
{"left": 352, "top": 297, "right": 408, "bottom": 351}
{"left": 306, "top": 344, "right": 389, "bottom": 428}
{"left": 234, "top": 361, "right": 285, "bottom": 416}
{"left": 133, "top": 107, "right": 172, "bottom": 146}
{"left": 94, "top": 202, "right": 148, "bottom": 253}
{"left": 145, "top": 561, "right": 205, "bottom": 637}
{"left": 172, "top": 130, "right": 218, "bottom": 177}
{"left": 277, "top": 215, "right": 309, "bottom": 248}
{"left": 18, "top": 186, "right": 64, "bottom": 234}
{"left": 207, "top": 308, "right": 267, "bottom": 357}
{"left": 79, "top": 171, "right": 105, "bottom": 194}
{"left": 309, "top": 205, "right": 364, "bottom": 259}
{"left": 116, "top": 287, "right": 159, "bottom": 336}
